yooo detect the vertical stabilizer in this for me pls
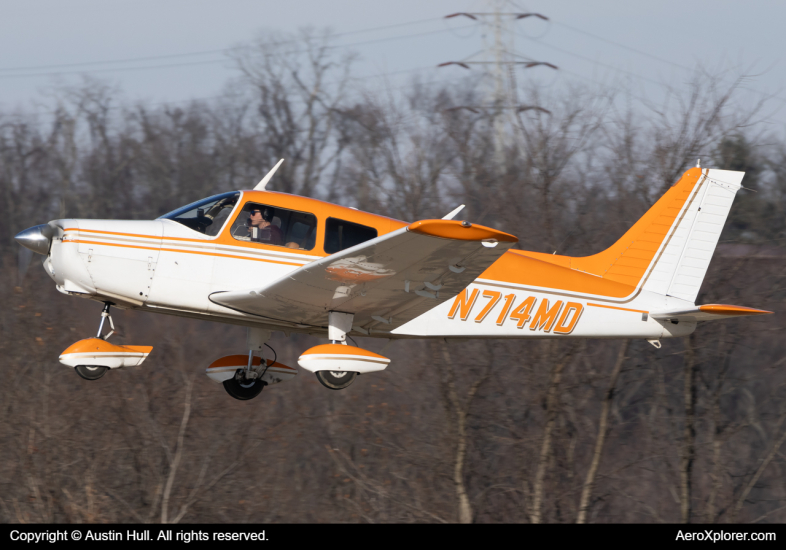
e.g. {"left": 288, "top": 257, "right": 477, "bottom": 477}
{"left": 641, "top": 168, "right": 743, "bottom": 302}
{"left": 516, "top": 167, "right": 745, "bottom": 304}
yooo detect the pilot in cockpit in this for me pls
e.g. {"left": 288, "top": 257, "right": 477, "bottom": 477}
{"left": 247, "top": 207, "right": 283, "bottom": 246}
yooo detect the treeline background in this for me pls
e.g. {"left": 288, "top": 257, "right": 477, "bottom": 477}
{"left": 1, "top": 32, "right": 785, "bottom": 523}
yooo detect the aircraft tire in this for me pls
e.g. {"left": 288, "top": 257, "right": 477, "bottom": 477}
{"left": 315, "top": 370, "right": 357, "bottom": 390}
{"left": 223, "top": 374, "right": 266, "bottom": 400}
{"left": 75, "top": 365, "right": 108, "bottom": 380}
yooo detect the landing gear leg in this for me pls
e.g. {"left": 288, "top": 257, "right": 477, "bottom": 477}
{"left": 73, "top": 302, "right": 117, "bottom": 381}
{"left": 96, "top": 302, "right": 119, "bottom": 341}
{"left": 313, "top": 312, "right": 359, "bottom": 390}
{"left": 222, "top": 328, "right": 273, "bottom": 401}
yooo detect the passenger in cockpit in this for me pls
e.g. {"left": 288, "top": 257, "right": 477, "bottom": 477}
{"left": 248, "top": 207, "right": 283, "bottom": 246}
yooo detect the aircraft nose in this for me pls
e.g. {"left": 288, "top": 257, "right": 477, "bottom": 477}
{"left": 15, "top": 224, "right": 54, "bottom": 255}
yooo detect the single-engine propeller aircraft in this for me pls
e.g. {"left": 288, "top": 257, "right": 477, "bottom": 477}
{"left": 15, "top": 160, "right": 772, "bottom": 400}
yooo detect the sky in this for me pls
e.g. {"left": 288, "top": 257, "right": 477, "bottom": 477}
{"left": 1, "top": 0, "right": 785, "bottom": 129}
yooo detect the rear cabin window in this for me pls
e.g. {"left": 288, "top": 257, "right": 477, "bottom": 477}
{"left": 229, "top": 202, "right": 317, "bottom": 251}
{"left": 324, "top": 218, "right": 378, "bottom": 254}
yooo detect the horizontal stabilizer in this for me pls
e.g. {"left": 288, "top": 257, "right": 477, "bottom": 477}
{"left": 650, "top": 304, "right": 772, "bottom": 322}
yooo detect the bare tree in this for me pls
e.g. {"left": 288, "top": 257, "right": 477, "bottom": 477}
{"left": 576, "top": 340, "right": 629, "bottom": 523}
{"left": 232, "top": 29, "right": 356, "bottom": 199}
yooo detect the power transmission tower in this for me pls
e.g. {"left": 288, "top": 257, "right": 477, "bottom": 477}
{"left": 440, "top": 0, "right": 556, "bottom": 171}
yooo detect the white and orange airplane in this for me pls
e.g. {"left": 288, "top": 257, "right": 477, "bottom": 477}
{"left": 15, "top": 160, "right": 772, "bottom": 399}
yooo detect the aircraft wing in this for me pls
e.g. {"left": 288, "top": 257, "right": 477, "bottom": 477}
{"left": 650, "top": 304, "right": 772, "bottom": 322}
{"left": 209, "top": 220, "right": 518, "bottom": 333}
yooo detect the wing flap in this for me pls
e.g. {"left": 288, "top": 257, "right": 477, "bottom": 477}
{"left": 210, "top": 220, "right": 518, "bottom": 332}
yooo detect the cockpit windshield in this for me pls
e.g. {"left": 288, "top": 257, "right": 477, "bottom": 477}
{"left": 158, "top": 192, "right": 240, "bottom": 236}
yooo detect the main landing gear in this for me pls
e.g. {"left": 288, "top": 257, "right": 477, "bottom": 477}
{"left": 315, "top": 370, "right": 357, "bottom": 390}
{"left": 222, "top": 349, "right": 269, "bottom": 400}
{"left": 223, "top": 370, "right": 267, "bottom": 400}
{"left": 221, "top": 330, "right": 274, "bottom": 401}
{"left": 296, "top": 312, "right": 390, "bottom": 390}
{"left": 204, "top": 328, "right": 297, "bottom": 401}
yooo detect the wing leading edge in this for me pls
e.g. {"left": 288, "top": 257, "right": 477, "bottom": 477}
{"left": 209, "top": 219, "right": 518, "bottom": 333}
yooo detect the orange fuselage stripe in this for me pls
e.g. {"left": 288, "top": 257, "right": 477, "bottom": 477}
{"left": 67, "top": 239, "right": 305, "bottom": 267}
{"left": 65, "top": 227, "right": 201, "bottom": 243}
{"left": 63, "top": 227, "right": 325, "bottom": 258}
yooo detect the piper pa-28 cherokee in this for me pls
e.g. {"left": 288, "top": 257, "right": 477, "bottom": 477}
{"left": 15, "top": 160, "right": 772, "bottom": 400}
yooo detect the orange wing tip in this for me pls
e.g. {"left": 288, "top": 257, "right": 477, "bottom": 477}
{"left": 407, "top": 219, "right": 518, "bottom": 243}
{"left": 698, "top": 304, "right": 773, "bottom": 316}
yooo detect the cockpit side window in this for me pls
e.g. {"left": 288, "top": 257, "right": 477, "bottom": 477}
{"left": 158, "top": 192, "right": 240, "bottom": 236}
{"left": 229, "top": 202, "right": 317, "bottom": 251}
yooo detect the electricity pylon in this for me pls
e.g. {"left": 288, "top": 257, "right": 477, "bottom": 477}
{"left": 440, "top": 0, "right": 555, "bottom": 171}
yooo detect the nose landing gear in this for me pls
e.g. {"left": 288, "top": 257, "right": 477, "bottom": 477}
{"left": 72, "top": 302, "right": 115, "bottom": 381}
{"left": 59, "top": 302, "right": 153, "bottom": 380}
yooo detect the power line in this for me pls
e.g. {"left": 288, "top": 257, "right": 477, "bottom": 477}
{"left": 547, "top": 19, "right": 786, "bottom": 105}
{"left": 551, "top": 20, "right": 694, "bottom": 74}
{"left": 0, "top": 17, "right": 446, "bottom": 74}
{"left": 513, "top": 29, "right": 786, "bottom": 106}
{"left": 506, "top": 0, "right": 786, "bottom": 105}
{"left": 512, "top": 31, "right": 667, "bottom": 88}
{"left": 0, "top": 66, "right": 480, "bottom": 121}
{"left": 0, "top": 24, "right": 474, "bottom": 80}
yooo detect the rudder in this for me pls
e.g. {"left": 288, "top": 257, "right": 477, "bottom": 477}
{"left": 641, "top": 168, "right": 743, "bottom": 302}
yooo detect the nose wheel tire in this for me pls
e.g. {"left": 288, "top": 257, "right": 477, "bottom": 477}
{"left": 75, "top": 365, "right": 108, "bottom": 380}
{"left": 223, "top": 372, "right": 266, "bottom": 400}
{"left": 315, "top": 370, "right": 358, "bottom": 390}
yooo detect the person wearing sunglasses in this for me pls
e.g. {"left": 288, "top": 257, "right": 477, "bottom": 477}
{"left": 247, "top": 206, "right": 283, "bottom": 246}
